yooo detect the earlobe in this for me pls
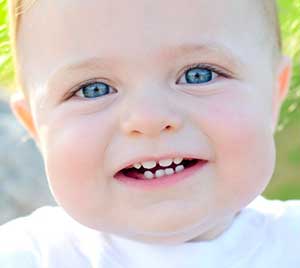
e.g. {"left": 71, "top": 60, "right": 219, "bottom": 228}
{"left": 272, "top": 56, "right": 292, "bottom": 133}
{"left": 9, "top": 91, "right": 38, "bottom": 141}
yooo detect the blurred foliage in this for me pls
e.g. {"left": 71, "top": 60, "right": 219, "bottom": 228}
{"left": 276, "top": 0, "right": 300, "bottom": 131}
{"left": 263, "top": 0, "right": 300, "bottom": 201}
{"left": 263, "top": 116, "right": 300, "bottom": 200}
{"left": 0, "top": 0, "right": 14, "bottom": 91}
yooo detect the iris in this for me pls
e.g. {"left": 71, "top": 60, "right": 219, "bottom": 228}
{"left": 185, "top": 68, "right": 212, "bottom": 84}
{"left": 81, "top": 82, "right": 110, "bottom": 98}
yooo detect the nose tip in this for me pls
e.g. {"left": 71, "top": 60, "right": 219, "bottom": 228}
{"left": 121, "top": 113, "right": 182, "bottom": 137}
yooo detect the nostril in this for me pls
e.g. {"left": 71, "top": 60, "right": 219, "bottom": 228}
{"left": 165, "top": 125, "right": 172, "bottom": 130}
{"left": 132, "top": 130, "right": 141, "bottom": 135}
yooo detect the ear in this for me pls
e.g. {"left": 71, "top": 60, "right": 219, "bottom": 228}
{"left": 272, "top": 56, "right": 292, "bottom": 133}
{"left": 10, "top": 91, "right": 39, "bottom": 142}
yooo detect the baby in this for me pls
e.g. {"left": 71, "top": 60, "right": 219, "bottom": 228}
{"left": 0, "top": 0, "right": 299, "bottom": 267}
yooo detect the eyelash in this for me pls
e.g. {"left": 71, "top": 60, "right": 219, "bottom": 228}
{"left": 179, "top": 63, "right": 231, "bottom": 81}
{"left": 69, "top": 63, "right": 231, "bottom": 99}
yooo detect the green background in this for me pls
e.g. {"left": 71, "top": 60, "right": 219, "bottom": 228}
{"left": 263, "top": 0, "right": 300, "bottom": 200}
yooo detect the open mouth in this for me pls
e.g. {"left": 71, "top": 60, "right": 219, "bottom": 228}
{"left": 115, "top": 158, "right": 201, "bottom": 180}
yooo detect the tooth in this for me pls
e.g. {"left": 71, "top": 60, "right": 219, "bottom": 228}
{"left": 175, "top": 165, "right": 184, "bottom": 173}
{"left": 142, "top": 161, "right": 157, "bottom": 169}
{"left": 144, "top": 171, "right": 154, "bottom": 179}
{"left": 159, "top": 159, "right": 172, "bottom": 167}
{"left": 133, "top": 163, "right": 142, "bottom": 169}
{"left": 155, "top": 169, "right": 165, "bottom": 178}
{"left": 165, "top": 168, "right": 175, "bottom": 176}
{"left": 174, "top": 157, "right": 183, "bottom": 165}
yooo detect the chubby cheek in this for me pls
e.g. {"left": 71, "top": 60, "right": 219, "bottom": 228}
{"left": 39, "top": 110, "right": 116, "bottom": 223}
{"left": 213, "top": 108, "right": 274, "bottom": 203}
{"left": 190, "top": 88, "right": 275, "bottom": 208}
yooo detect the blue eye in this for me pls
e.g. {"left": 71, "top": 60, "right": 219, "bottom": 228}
{"left": 186, "top": 68, "right": 212, "bottom": 83}
{"left": 75, "top": 81, "right": 115, "bottom": 99}
{"left": 178, "top": 65, "right": 220, "bottom": 85}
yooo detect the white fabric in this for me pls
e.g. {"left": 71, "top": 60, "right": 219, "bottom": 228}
{"left": 0, "top": 195, "right": 299, "bottom": 268}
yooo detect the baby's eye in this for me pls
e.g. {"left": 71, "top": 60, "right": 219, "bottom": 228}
{"left": 74, "top": 81, "right": 115, "bottom": 99}
{"left": 177, "top": 65, "right": 220, "bottom": 85}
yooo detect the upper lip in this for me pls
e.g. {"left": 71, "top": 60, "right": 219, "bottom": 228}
{"left": 112, "top": 153, "right": 208, "bottom": 176}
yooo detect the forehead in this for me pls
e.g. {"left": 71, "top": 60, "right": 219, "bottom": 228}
{"left": 17, "top": 0, "right": 269, "bottom": 90}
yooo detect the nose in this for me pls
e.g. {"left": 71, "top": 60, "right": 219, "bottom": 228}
{"left": 120, "top": 94, "right": 183, "bottom": 137}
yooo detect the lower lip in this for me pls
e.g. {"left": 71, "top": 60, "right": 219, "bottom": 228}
{"left": 114, "top": 160, "right": 208, "bottom": 190}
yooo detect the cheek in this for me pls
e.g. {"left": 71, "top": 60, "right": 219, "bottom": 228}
{"left": 39, "top": 111, "right": 116, "bottom": 219}
{"left": 212, "top": 104, "right": 275, "bottom": 183}
{"left": 189, "top": 89, "right": 275, "bottom": 204}
{"left": 216, "top": 99, "right": 274, "bottom": 199}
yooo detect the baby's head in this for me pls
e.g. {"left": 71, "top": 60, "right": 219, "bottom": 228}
{"left": 9, "top": 0, "right": 291, "bottom": 244}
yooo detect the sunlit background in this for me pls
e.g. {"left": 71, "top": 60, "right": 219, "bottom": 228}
{"left": 0, "top": 0, "right": 299, "bottom": 224}
{"left": 262, "top": 0, "right": 300, "bottom": 200}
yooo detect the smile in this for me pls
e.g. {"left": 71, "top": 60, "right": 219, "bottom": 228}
{"left": 114, "top": 157, "right": 208, "bottom": 190}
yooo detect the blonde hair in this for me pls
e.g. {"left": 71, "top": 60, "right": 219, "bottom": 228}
{"left": 8, "top": 0, "right": 282, "bottom": 93}
{"left": 8, "top": 0, "right": 37, "bottom": 92}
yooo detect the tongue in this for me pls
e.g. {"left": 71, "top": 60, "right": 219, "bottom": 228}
{"left": 123, "top": 169, "right": 148, "bottom": 180}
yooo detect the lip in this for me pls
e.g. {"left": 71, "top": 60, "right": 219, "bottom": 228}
{"left": 112, "top": 154, "right": 208, "bottom": 176}
{"left": 114, "top": 159, "right": 208, "bottom": 190}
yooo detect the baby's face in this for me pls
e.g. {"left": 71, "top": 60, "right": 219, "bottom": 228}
{"left": 15, "top": 0, "right": 289, "bottom": 244}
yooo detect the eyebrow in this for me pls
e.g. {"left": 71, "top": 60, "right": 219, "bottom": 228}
{"left": 45, "top": 42, "right": 244, "bottom": 89}
{"left": 160, "top": 42, "right": 244, "bottom": 68}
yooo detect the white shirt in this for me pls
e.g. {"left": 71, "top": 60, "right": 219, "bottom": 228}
{"left": 0, "top": 195, "right": 299, "bottom": 268}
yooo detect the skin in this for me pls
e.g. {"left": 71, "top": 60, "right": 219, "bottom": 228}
{"left": 11, "top": 0, "right": 291, "bottom": 245}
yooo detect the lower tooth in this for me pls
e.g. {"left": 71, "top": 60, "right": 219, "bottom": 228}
{"left": 155, "top": 169, "right": 165, "bottom": 178}
{"left": 143, "top": 167, "right": 182, "bottom": 180}
{"left": 144, "top": 171, "right": 154, "bottom": 179}
{"left": 175, "top": 165, "right": 184, "bottom": 173}
{"left": 165, "top": 168, "right": 175, "bottom": 175}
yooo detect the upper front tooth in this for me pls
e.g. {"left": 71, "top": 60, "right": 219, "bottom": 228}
{"left": 159, "top": 159, "right": 172, "bottom": 167}
{"left": 173, "top": 157, "right": 183, "bottom": 164}
{"left": 133, "top": 163, "right": 142, "bottom": 169}
{"left": 142, "top": 160, "right": 157, "bottom": 169}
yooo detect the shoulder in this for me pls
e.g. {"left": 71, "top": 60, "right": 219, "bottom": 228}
{"left": 244, "top": 196, "right": 300, "bottom": 265}
{"left": 0, "top": 206, "right": 111, "bottom": 267}
{"left": 246, "top": 195, "right": 300, "bottom": 229}
{"left": 0, "top": 206, "right": 69, "bottom": 243}
{"left": 0, "top": 206, "right": 68, "bottom": 267}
